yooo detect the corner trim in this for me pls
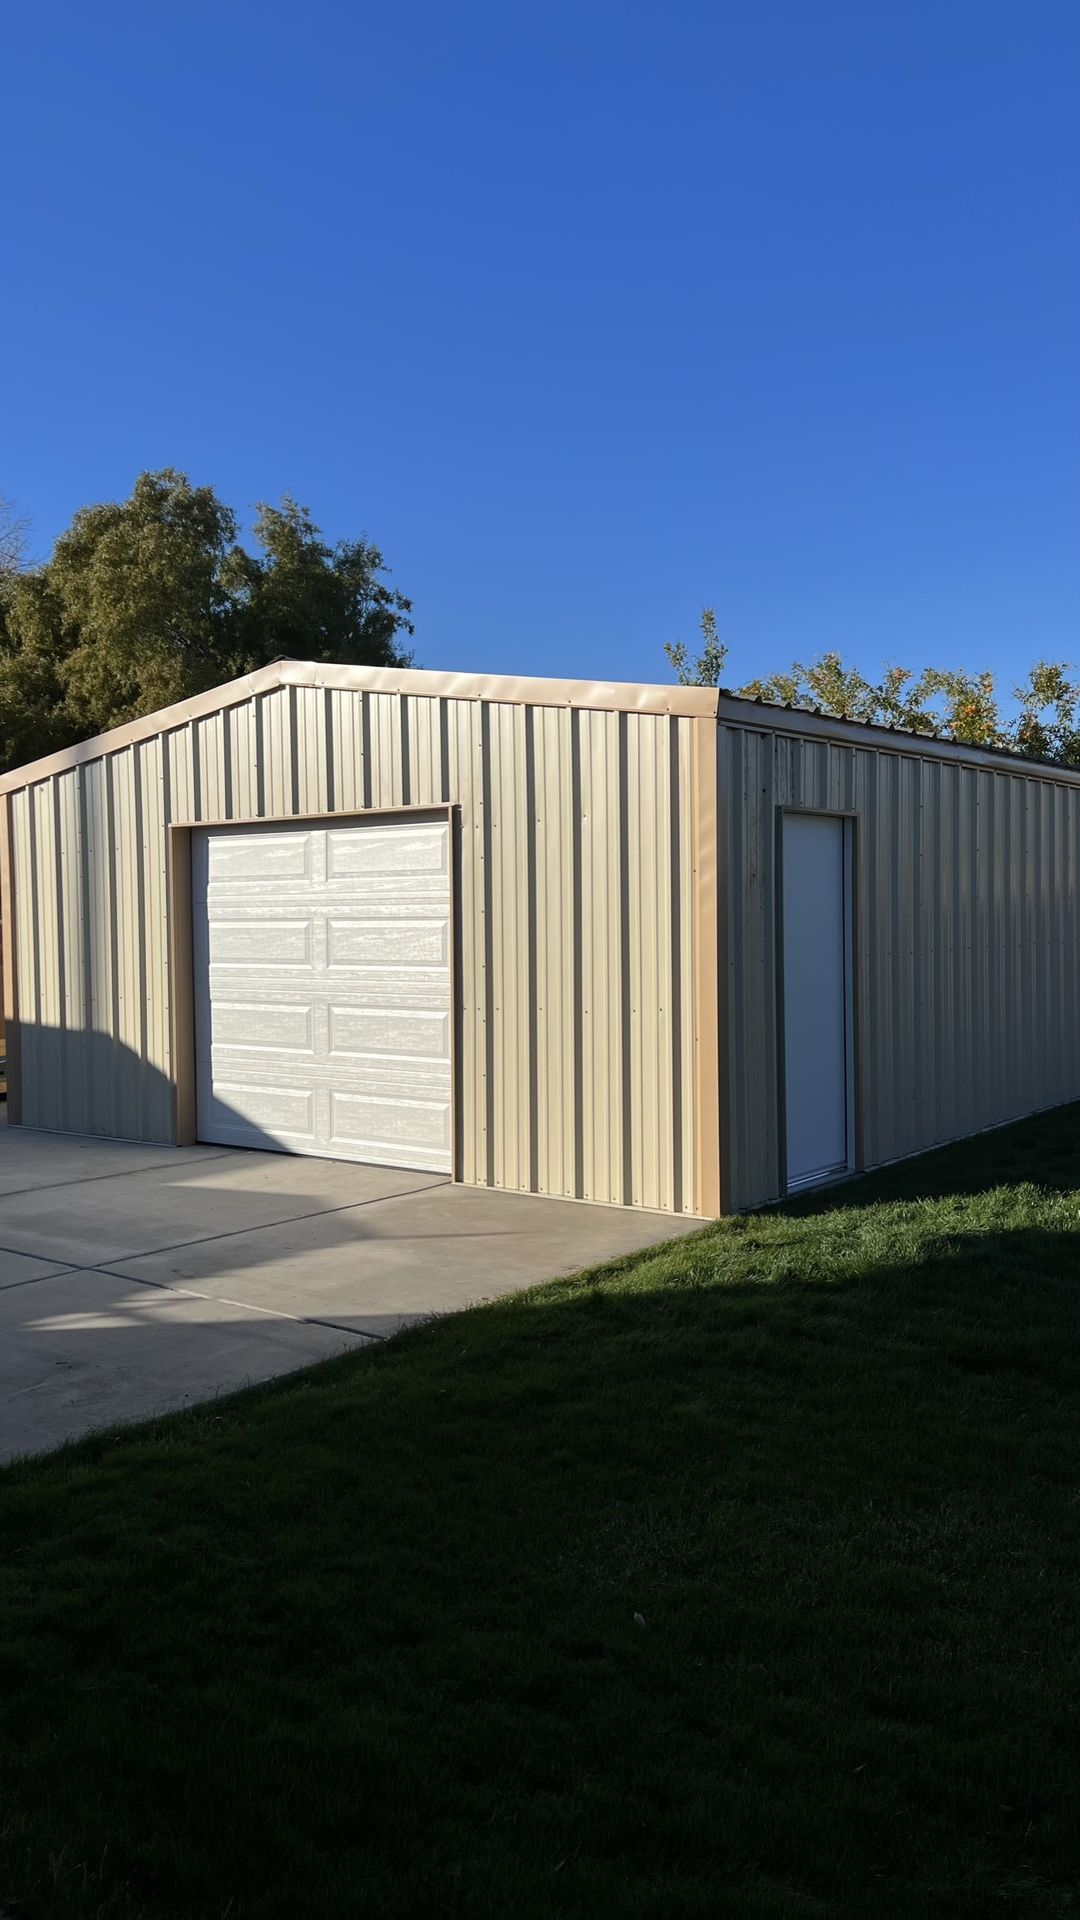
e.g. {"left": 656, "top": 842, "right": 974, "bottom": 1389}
{"left": 691, "top": 716, "right": 721, "bottom": 1217}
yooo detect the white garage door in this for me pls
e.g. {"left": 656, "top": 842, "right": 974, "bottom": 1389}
{"left": 191, "top": 817, "right": 453, "bottom": 1172}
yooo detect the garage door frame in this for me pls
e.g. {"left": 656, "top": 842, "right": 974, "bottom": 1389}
{"left": 167, "top": 804, "right": 459, "bottom": 1175}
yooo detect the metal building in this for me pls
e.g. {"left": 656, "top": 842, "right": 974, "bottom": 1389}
{"left": 2, "top": 659, "right": 1078, "bottom": 1217}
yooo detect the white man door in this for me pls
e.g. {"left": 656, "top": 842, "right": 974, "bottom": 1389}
{"left": 191, "top": 815, "right": 453, "bottom": 1173}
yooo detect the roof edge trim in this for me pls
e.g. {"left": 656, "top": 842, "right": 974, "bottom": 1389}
{"left": 0, "top": 660, "right": 720, "bottom": 794}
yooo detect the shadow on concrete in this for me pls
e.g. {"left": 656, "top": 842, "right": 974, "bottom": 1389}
{"left": 0, "top": 1032, "right": 700, "bottom": 1460}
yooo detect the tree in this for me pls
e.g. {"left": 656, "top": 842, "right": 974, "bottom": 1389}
{"left": 918, "top": 669, "right": 1002, "bottom": 749}
{"left": 872, "top": 666, "right": 947, "bottom": 735}
{"left": 1013, "top": 662, "right": 1080, "bottom": 767}
{"left": 0, "top": 571, "right": 72, "bottom": 767}
{"left": 0, "top": 470, "right": 414, "bottom": 772}
{"left": 664, "top": 616, "right": 1080, "bottom": 767}
{"left": 664, "top": 608, "right": 728, "bottom": 686}
{"left": 234, "top": 498, "right": 414, "bottom": 671}
{"left": 737, "top": 654, "right": 1005, "bottom": 745}
{"left": 0, "top": 490, "right": 28, "bottom": 577}
{"left": 742, "top": 651, "right": 880, "bottom": 723}
{"left": 45, "top": 471, "right": 247, "bottom": 736}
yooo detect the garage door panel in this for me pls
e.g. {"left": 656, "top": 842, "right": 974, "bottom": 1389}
{"left": 326, "top": 823, "right": 448, "bottom": 881}
{"left": 325, "top": 969, "right": 450, "bottom": 1011}
{"left": 205, "top": 967, "right": 451, "bottom": 1011}
{"left": 325, "top": 1059, "right": 454, "bottom": 1098}
{"left": 202, "top": 1082, "right": 317, "bottom": 1143}
{"left": 205, "top": 894, "right": 448, "bottom": 918}
{"left": 330, "top": 1091, "right": 452, "bottom": 1157}
{"left": 203, "top": 1049, "right": 447, "bottom": 1097}
{"left": 210, "top": 1002, "right": 315, "bottom": 1052}
{"left": 205, "top": 967, "right": 321, "bottom": 1003}
{"left": 324, "top": 875, "right": 450, "bottom": 901}
{"left": 327, "top": 918, "right": 449, "bottom": 968}
{"left": 209, "top": 919, "right": 313, "bottom": 966}
{"left": 209, "top": 832, "right": 314, "bottom": 883}
{"left": 194, "top": 817, "right": 452, "bottom": 1173}
{"left": 328, "top": 1006, "right": 450, "bottom": 1060}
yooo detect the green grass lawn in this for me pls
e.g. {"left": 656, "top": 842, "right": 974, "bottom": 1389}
{"left": 2, "top": 1111, "right": 1079, "bottom": 1920}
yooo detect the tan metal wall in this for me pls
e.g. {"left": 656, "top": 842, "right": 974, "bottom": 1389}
{"left": 5, "top": 682, "right": 701, "bottom": 1213}
{"left": 721, "top": 720, "right": 1080, "bottom": 1210}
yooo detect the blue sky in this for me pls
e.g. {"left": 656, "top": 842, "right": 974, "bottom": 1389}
{"left": 5, "top": 0, "right": 1078, "bottom": 693}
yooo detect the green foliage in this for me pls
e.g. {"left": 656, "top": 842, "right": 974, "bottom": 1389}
{"left": 664, "top": 607, "right": 728, "bottom": 686}
{"left": 671, "top": 613, "right": 1080, "bottom": 766}
{"left": 0, "top": 571, "right": 72, "bottom": 766}
{"left": 0, "top": 470, "right": 414, "bottom": 772}
{"left": 0, "top": 490, "right": 28, "bottom": 576}
{"left": 739, "top": 654, "right": 1007, "bottom": 745}
{"left": 235, "top": 498, "right": 414, "bottom": 673}
{"left": 1014, "top": 660, "right": 1080, "bottom": 766}
{"left": 742, "top": 650, "right": 880, "bottom": 723}
{"left": 866, "top": 665, "right": 943, "bottom": 735}
{"left": 921, "top": 667, "right": 1003, "bottom": 748}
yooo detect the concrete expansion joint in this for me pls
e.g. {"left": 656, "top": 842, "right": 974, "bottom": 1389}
{"left": 0, "top": 1149, "right": 236, "bottom": 1204}
{"left": 93, "top": 1177, "right": 453, "bottom": 1267}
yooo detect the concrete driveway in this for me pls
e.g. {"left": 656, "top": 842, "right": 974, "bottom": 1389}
{"left": 0, "top": 1117, "right": 703, "bottom": 1462}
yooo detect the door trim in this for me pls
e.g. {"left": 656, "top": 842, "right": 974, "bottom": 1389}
{"left": 167, "top": 804, "right": 458, "bottom": 1170}
{"left": 775, "top": 807, "right": 858, "bottom": 1197}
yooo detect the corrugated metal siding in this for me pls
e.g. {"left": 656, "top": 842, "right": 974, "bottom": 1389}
{"left": 7, "top": 689, "right": 699, "bottom": 1213}
{"left": 722, "top": 722, "right": 1080, "bottom": 1210}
